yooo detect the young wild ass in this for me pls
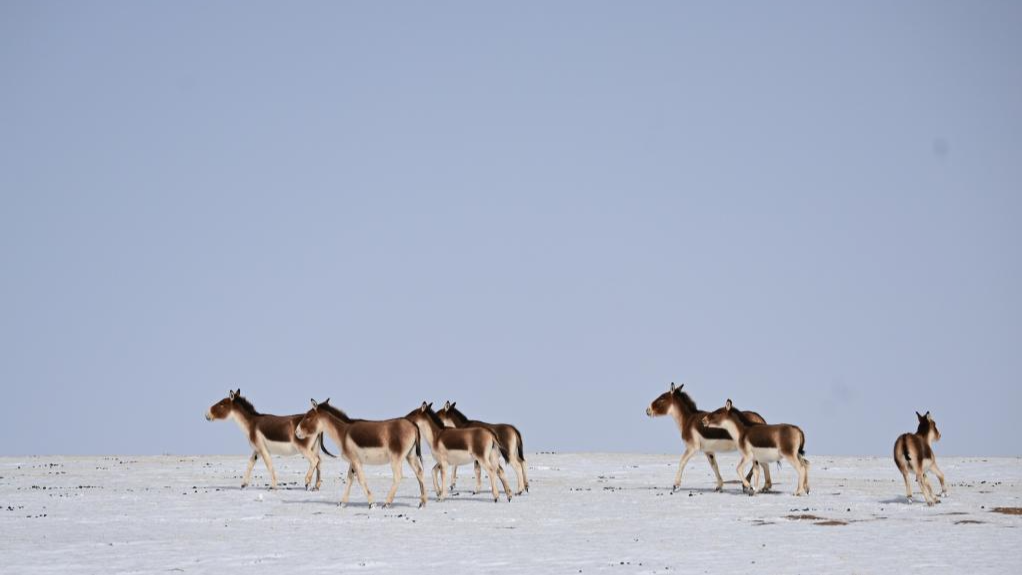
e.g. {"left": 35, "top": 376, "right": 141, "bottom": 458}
{"left": 645, "top": 383, "right": 772, "bottom": 491}
{"left": 405, "top": 402, "right": 513, "bottom": 502}
{"left": 893, "top": 411, "right": 948, "bottom": 506}
{"left": 436, "top": 401, "right": 529, "bottom": 495}
{"left": 702, "top": 399, "right": 810, "bottom": 496}
{"left": 205, "top": 389, "right": 334, "bottom": 490}
{"left": 295, "top": 399, "right": 427, "bottom": 508}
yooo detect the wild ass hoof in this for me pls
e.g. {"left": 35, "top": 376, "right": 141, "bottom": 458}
{"left": 714, "top": 485, "right": 723, "bottom": 493}
{"left": 507, "top": 495, "right": 513, "bottom": 502}
{"left": 368, "top": 502, "right": 376, "bottom": 510}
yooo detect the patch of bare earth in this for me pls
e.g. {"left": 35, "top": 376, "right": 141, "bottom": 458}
{"left": 991, "top": 507, "right": 1022, "bottom": 516}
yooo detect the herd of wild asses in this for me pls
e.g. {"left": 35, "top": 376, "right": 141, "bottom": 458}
{"left": 205, "top": 382, "right": 947, "bottom": 508}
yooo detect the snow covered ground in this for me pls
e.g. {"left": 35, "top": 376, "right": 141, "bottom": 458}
{"left": 1, "top": 453, "right": 1020, "bottom": 574}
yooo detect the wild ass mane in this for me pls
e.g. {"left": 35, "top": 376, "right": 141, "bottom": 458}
{"left": 444, "top": 404, "right": 470, "bottom": 425}
{"left": 674, "top": 390, "right": 699, "bottom": 413}
{"left": 232, "top": 395, "right": 261, "bottom": 416}
{"left": 318, "top": 402, "right": 355, "bottom": 423}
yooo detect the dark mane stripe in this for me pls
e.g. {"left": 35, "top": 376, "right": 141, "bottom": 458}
{"left": 674, "top": 391, "right": 699, "bottom": 413}
{"left": 232, "top": 396, "right": 261, "bottom": 416}
{"left": 916, "top": 419, "right": 933, "bottom": 436}
{"left": 318, "top": 403, "right": 355, "bottom": 423}
{"left": 424, "top": 406, "right": 447, "bottom": 430}
{"left": 445, "top": 405, "right": 470, "bottom": 426}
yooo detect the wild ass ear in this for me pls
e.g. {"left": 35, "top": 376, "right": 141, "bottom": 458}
{"left": 323, "top": 398, "right": 330, "bottom": 405}
{"left": 427, "top": 402, "right": 433, "bottom": 410}
{"left": 724, "top": 398, "right": 733, "bottom": 412}
{"left": 310, "top": 398, "right": 318, "bottom": 408}
{"left": 669, "top": 382, "right": 675, "bottom": 392}
{"left": 228, "top": 389, "right": 236, "bottom": 400}
{"left": 916, "top": 411, "right": 924, "bottom": 420}
{"left": 926, "top": 411, "right": 933, "bottom": 421}
{"left": 235, "top": 388, "right": 241, "bottom": 397}
{"left": 444, "top": 400, "right": 451, "bottom": 410}
{"left": 450, "top": 401, "right": 456, "bottom": 409}
{"left": 420, "top": 402, "right": 428, "bottom": 412}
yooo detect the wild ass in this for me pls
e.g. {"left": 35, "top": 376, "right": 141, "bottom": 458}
{"left": 893, "top": 411, "right": 948, "bottom": 506}
{"left": 436, "top": 401, "right": 529, "bottom": 495}
{"left": 405, "top": 402, "right": 513, "bottom": 502}
{"left": 645, "top": 383, "right": 771, "bottom": 491}
{"left": 702, "top": 399, "right": 810, "bottom": 496}
{"left": 205, "top": 389, "right": 334, "bottom": 490}
{"left": 295, "top": 399, "right": 427, "bottom": 508}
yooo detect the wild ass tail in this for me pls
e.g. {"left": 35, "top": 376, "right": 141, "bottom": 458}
{"left": 514, "top": 427, "right": 525, "bottom": 463}
{"left": 492, "top": 430, "right": 510, "bottom": 463}
{"left": 797, "top": 430, "right": 809, "bottom": 468}
{"left": 902, "top": 439, "right": 911, "bottom": 462}
{"left": 317, "top": 433, "right": 336, "bottom": 458}
{"left": 414, "top": 426, "right": 423, "bottom": 460}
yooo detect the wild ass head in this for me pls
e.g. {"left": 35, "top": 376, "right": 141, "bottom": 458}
{"left": 206, "top": 389, "right": 245, "bottom": 421}
{"left": 916, "top": 411, "right": 941, "bottom": 443}
{"left": 701, "top": 399, "right": 739, "bottom": 430}
{"left": 646, "top": 382, "right": 684, "bottom": 417}
{"left": 295, "top": 398, "right": 331, "bottom": 440}
{"left": 437, "top": 400, "right": 466, "bottom": 427}
{"left": 406, "top": 401, "right": 445, "bottom": 430}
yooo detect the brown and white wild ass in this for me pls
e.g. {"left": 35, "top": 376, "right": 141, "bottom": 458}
{"left": 205, "top": 389, "right": 334, "bottom": 490}
{"left": 405, "top": 402, "right": 513, "bottom": 502}
{"left": 893, "top": 411, "right": 948, "bottom": 506}
{"left": 702, "top": 399, "right": 810, "bottom": 496}
{"left": 436, "top": 401, "right": 529, "bottom": 495}
{"left": 645, "top": 383, "right": 772, "bottom": 491}
{"left": 296, "top": 399, "right": 428, "bottom": 508}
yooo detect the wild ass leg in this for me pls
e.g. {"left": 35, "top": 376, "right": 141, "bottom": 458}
{"left": 673, "top": 446, "right": 698, "bottom": 491}
{"left": 736, "top": 452, "right": 754, "bottom": 495}
{"left": 918, "top": 472, "right": 936, "bottom": 506}
{"left": 450, "top": 465, "right": 458, "bottom": 491}
{"left": 256, "top": 443, "right": 278, "bottom": 490}
{"left": 705, "top": 453, "right": 725, "bottom": 492}
{"left": 431, "top": 463, "right": 442, "bottom": 497}
{"left": 241, "top": 451, "right": 259, "bottom": 488}
{"left": 439, "top": 461, "right": 451, "bottom": 501}
{"left": 340, "top": 465, "right": 356, "bottom": 506}
{"left": 384, "top": 458, "right": 403, "bottom": 507}
{"left": 473, "top": 460, "right": 483, "bottom": 495}
{"left": 407, "top": 452, "right": 427, "bottom": 508}
{"left": 896, "top": 457, "right": 914, "bottom": 501}
{"left": 929, "top": 460, "right": 949, "bottom": 497}
{"left": 298, "top": 443, "right": 321, "bottom": 491}
{"left": 921, "top": 463, "right": 939, "bottom": 504}
{"left": 480, "top": 453, "right": 503, "bottom": 503}
{"left": 761, "top": 462, "right": 773, "bottom": 492}
{"left": 788, "top": 454, "right": 807, "bottom": 496}
{"left": 351, "top": 461, "right": 375, "bottom": 508}
{"left": 752, "top": 459, "right": 762, "bottom": 494}
{"left": 491, "top": 451, "right": 513, "bottom": 502}
{"left": 511, "top": 456, "right": 527, "bottom": 495}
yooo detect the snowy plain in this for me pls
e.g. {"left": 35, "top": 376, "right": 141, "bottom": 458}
{"left": 1, "top": 453, "right": 1020, "bottom": 574}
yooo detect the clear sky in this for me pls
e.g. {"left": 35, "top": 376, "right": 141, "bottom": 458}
{"left": 1, "top": 1, "right": 1019, "bottom": 457}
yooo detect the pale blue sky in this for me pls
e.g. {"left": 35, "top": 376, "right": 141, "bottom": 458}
{"left": 1, "top": 1, "right": 1019, "bottom": 456}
